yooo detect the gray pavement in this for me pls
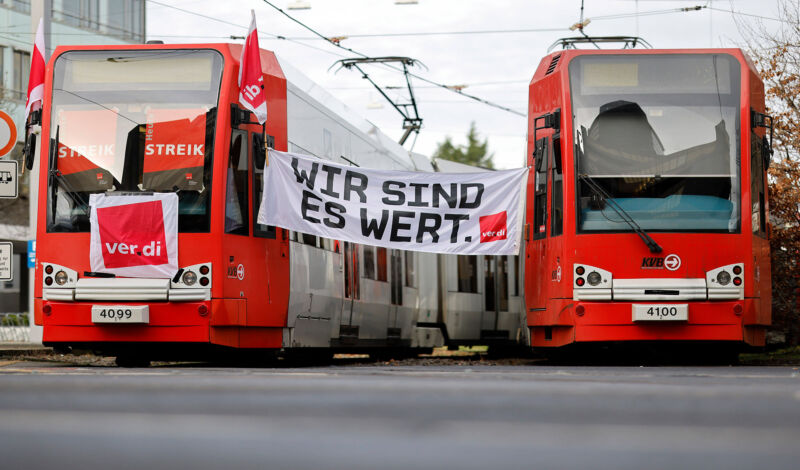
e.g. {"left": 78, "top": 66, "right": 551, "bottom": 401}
{"left": 0, "top": 360, "right": 799, "bottom": 469}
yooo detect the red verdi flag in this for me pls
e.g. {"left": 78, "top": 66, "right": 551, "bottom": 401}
{"left": 89, "top": 193, "right": 179, "bottom": 278}
{"left": 25, "top": 17, "right": 46, "bottom": 123}
{"left": 238, "top": 10, "right": 267, "bottom": 124}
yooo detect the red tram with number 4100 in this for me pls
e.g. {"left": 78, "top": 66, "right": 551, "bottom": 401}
{"left": 524, "top": 46, "right": 772, "bottom": 352}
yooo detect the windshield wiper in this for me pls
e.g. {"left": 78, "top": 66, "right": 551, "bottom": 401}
{"left": 578, "top": 173, "right": 662, "bottom": 254}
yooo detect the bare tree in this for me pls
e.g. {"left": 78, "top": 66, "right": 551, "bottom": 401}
{"left": 738, "top": 0, "right": 800, "bottom": 345}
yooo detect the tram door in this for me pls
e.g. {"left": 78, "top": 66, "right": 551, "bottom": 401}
{"left": 527, "top": 136, "right": 550, "bottom": 311}
{"left": 483, "top": 256, "right": 509, "bottom": 332}
{"left": 342, "top": 242, "right": 360, "bottom": 325}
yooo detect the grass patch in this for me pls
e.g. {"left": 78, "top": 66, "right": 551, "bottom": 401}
{"left": 739, "top": 346, "right": 800, "bottom": 365}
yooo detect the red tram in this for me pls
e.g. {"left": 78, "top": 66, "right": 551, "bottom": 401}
{"left": 525, "top": 48, "right": 772, "bottom": 351}
{"left": 30, "top": 43, "right": 528, "bottom": 364}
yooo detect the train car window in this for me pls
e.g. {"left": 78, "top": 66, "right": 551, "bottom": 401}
{"left": 252, "top": 133, "right": 276, "bottom": 239}
{"left": 224, "top": 129, "right": 249, "bottom": 235}
{"left": 551, "top": 135, "right": 563, "bottom": 236}
{"left": 377, "top": 247, "right": 388, "bottom": 282}
{"left": 457, "top": 255, "right": 478, "bottom": 293}
{"left": 404, "top": 251, "right": 416, "bottom": 288}
{"left": 750, "top": 121, "right": 767, "bottom": 238}
{"left": 513, "top": 255, "right": 520, "bottom": 296}
{"left": 484, "top": 256, "right": 496, "bottom": 311}
{"left": 391, "top": 250, "right": 403, "bottom": 305}
{"left": 363, "top": 246, "right": 376, "bottom": 280}
{"left": 301, "top": 233, "right": 317, "bottom": 247}
{"left": 344, "top": 242, "right": 360, "bottom": 300}
{"left": 533, "top": 137, "right": 549, "bottom": 240}
{"left": 498, "top": 256, "right": 509, "bottom": 312}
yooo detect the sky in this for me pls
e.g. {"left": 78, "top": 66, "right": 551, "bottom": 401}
{"left": 147, "top": 0, "right": 785, "bottom": 169}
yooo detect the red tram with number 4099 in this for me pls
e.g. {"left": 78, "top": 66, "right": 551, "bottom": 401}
{"left": 28, "top": 42, "right": 528, "bottom": 365}
{"left": 524, "top": 45, "right": 772, "bottom": 353}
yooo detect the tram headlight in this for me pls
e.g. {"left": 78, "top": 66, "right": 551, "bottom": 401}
{"left": 55, "top": 270, "right": 68, "bottom": 286}
{"left": 587, "top": 271, "right": 602, "bottom": 286}
{"left": 716, "top": 270, "right": 731, "bottom": 286}
{"left": 182, "top": 271, "right": 197, "bottom": 286}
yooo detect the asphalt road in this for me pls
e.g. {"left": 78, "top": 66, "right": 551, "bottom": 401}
{"left": 0, "top": 359, "right": 798, "bottom": 469}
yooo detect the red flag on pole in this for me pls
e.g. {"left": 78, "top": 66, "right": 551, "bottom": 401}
{"left": 25, "top": 17, "right": 46, "bottom": 124}
{"left": 238, "top": 10, "right": 267, "bottom": 124}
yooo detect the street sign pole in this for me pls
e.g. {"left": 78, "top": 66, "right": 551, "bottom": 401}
{"left": 27, "top": 0, "right": 51, "bottom": 344}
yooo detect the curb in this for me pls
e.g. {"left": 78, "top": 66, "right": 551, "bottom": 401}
{"left": 0, "top": 344, "right": 52, "bottom": 357}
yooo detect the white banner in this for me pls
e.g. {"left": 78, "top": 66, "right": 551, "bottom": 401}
{"left": 89, "top": 193, "right": 179, "bottom": 278}
{"left": 258, "top": 150, "right": 528, "bottom": 255}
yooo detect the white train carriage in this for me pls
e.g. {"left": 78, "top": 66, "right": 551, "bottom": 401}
{"left": 278, "top": 59, "right": 527, "bottom": 353}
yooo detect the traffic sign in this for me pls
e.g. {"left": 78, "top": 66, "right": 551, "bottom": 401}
{"left": 0, "top": 110, "right": 17, "bottom": 157}
{"left": 0, "top": 160, "right": 18, "bottom": 198}
{"left": 27, "top": 240, "right": 36, "bottom": 269}
{"left": 0, "top": 242, "right": 12, "bottom": 282}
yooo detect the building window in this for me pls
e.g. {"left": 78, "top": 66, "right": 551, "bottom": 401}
{"left": 105, "top": 0, "right": 145, "bottom": 41}
{"left": 0, "top": 47, "right": 4, "bottom": 93}
{"left": 54, "top": 0, "right": 100, "bottom": 29}
{"left": 457, "top": 255, "right": 478, "bottom": 293}
{"left": 12, "top": 50, "right": 30, "bottom": 101}
{"left": 10, "top": 1, "right": 31, "bottom": 14}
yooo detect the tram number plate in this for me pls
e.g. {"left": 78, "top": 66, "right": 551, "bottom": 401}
{"left": 91, "top": 305, "right": 149, "bottom": 324}
{"left": 632, "top": 304, "right": 688, "bottom": 321}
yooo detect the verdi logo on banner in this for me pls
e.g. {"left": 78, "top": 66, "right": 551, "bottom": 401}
{"left": 258, "top": 150, "right": 528, "bottom": 255}
{"left": 97, "top": 200, "right": 169, "bottom": 268}
{"left": 143, "top": 108, "right": 206, "bottom": 191}
{"left": 89, "top": 193, "right": 179, "bottom": 278}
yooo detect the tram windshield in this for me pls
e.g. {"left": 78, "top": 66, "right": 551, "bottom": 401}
{"left": 570, "top": 54, "right": 741, "bottom": 233}
{"left": 46, "top": 49, "right": 224, "bottom": 233}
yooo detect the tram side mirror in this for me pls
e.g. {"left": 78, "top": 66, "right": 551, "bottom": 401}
{"left": 23, "top": 109, "right": 41, "bottom": 171}
{"left": 230, "top": 104, "right": 255, "bottom": 128}
{"left": 23, "top": 132, "right": 37, "bottom": 171}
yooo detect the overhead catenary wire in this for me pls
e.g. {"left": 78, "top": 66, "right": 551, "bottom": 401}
{"left": 145, "top": 0, "right": 347, "bottom": 57}
{"left": 260, "top": 0, "right": 525, "bottom": 117}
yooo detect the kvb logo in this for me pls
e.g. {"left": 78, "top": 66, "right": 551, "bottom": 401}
{"left": 479, "top": 211, "right": 507, "bottom": 243}
{"left": 641, "top": 254, "right": 681, "bottom": 271}
{"left": 97, "top": 201, "right": 169, "bottom": 268}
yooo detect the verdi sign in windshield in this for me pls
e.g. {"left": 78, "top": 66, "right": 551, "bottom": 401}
{"left": 258, "top": 150, "right": 528, "bottom": 255}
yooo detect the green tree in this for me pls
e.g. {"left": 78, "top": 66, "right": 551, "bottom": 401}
{"left": 432, "top": 122, "right": 494, "bottom": 169}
